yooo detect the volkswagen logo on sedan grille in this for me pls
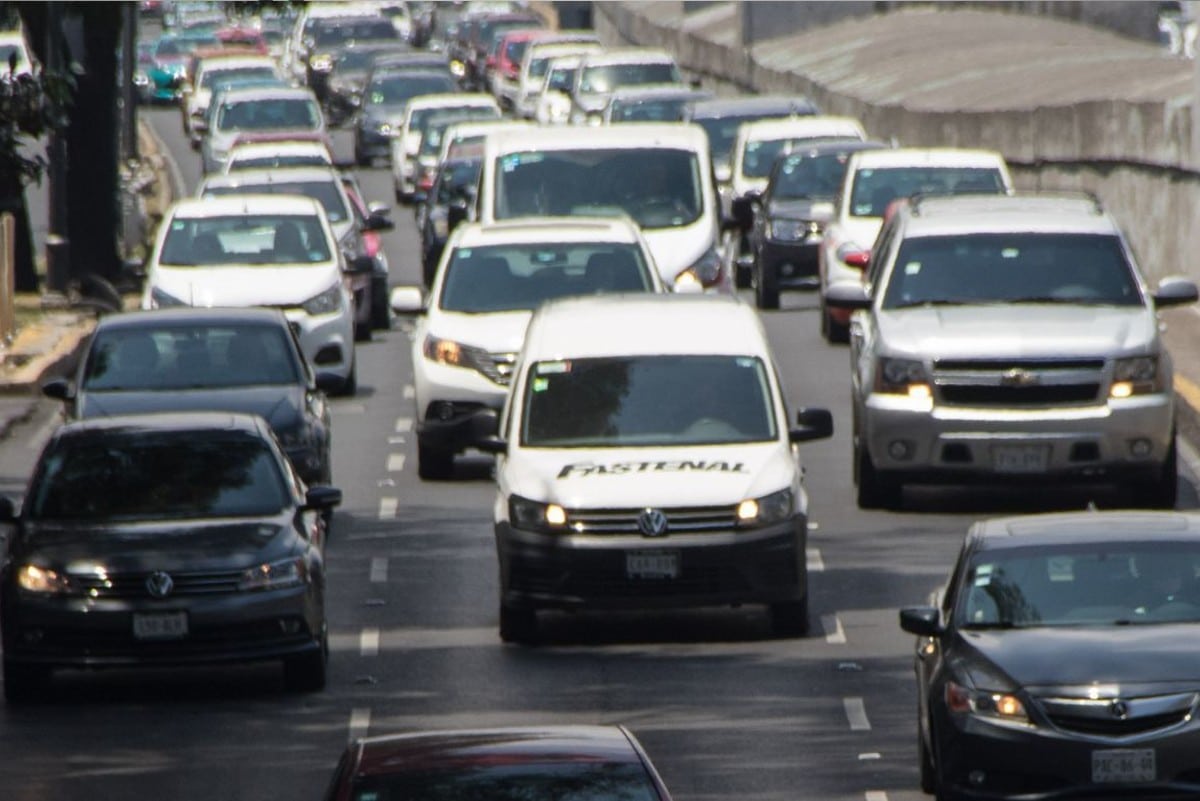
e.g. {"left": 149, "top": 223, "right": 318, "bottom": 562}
{"left": 146, "top": 571, "right": 174, "bottom": 599}
{"left": 1110, "top": 699, "right": 1130, "bottom": 720}
{"left": 637, "top": 508, "right": 669, "bottom": 537}
{"left": 1000, "top": 368, "right": 1039, "bottom": 387}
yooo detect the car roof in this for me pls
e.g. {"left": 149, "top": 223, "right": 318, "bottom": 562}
{"left": 739, "top": 116, "right": 866, "bottom": 142}
{"left": 197, "top": 55, "right": 276, "bottom": 73}
{"left": 53, "top": 411, "right": 271, "bottom": 440}
{"left": 94, "top": 307, "right": 291, "bottom": 332}
{"left": 444, "top": 119, "right": 533, "bottom": 140}
{"left": 405, "top": 92, "right": 497, "bottom": 111}
{"left": 525, "top": 295, "right": 770, "bottom": 360}
{"left": 487, "top": 122, "right": 708, "bottom": 153}
{"left": 451, "top": 217, "right": 645, "bottom": 247}
{"left": 848, "top": 147, "right": 1008, "bottom": 169}
{"left": 608, "top": 85, "right": 711, "bottom": 102}
{"left": 970, "top": 511, "right": 1200, "bottom": 550}
{"left": 579, "top": 47, "right": 676, "bottom": 67}
{"left": 201, "top": 165, "right": 342, "bottom": 187}
{"left": 898, "top": 192, "right": 1119, "bottom": 237}
{"left": 352, "top": 726, "right": 643, "bottom": 777}
{"left": 169, "top": 194, "right": 323, "bottom": 218}
{"left": 689, "top": 95, "right": 819, "bottom": 119}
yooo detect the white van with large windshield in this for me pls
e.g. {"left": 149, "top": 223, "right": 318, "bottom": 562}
{"left": 477, "top": 124, "right": 728, "bottom": 292}
{"left": 471, "top": 294, "right": 833, "bottom": 643}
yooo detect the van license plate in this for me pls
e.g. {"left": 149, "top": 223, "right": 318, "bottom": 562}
{"left": 1092, "top": 749, "right": 1155, "bottom": 783}
{"left": 626, "top": 550, "right": 679, "bottom": 579}
{"left": 133, "top": 612, "right": 188, "bottom": 641}
{"left": 992, "top": 445, "right": 1049, "bottom": 473}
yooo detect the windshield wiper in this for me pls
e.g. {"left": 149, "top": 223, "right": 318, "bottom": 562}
{"left": 960, "top": 620, "right": 1023, "bottom": 630}
{"left": 890, "top": 298, "right": 987, "bottom": 310}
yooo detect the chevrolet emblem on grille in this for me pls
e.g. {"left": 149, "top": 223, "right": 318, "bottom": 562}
{"left": 637, "top": 508, "right": 669, "bottom": 537}
{"left": 1000, "top": 368, "right": 1039, "bottom": 387}
{"left": 146, "top": 571, "right": 175, "bottom": 599}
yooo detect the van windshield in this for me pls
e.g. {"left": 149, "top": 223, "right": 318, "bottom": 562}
{"left": 521, "top": 355, "right": 777, "bottom": 447}
{"left": 495, "top": 148, "right": 702, "bottom": 229}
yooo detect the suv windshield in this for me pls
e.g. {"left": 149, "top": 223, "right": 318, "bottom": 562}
{"left": 772, "top": 150, "right": 858, "bottom": 201}
{"left": 159, "top": 214, "right": 332, "bottom": 265}
{"left": 495, "top": 147, "right": 702, "bottom": 229}
{"left": 695, "top": 113, "right": 791, "bottom": 162}
{"left": 849, "top": 166, "right": 1006, "bottom": 218}
{"left": 201, "top": 65, "right": 276, "bottom": 90}
{"left": 440, "top": 242, "right": 652, "bottom": 312}
{"left": 366, "top": 72, "right": 456, "bottom": 107}
{"left": 419, "top": 108, "right": 500, "bottom": 157}
{"left": 744, "top": 136, "right": 858, "bottom": 179}
{"left": 881, "top": 233, "right": 1141, "bottom": 309}
{"left": 522, "top": 355, "right": 777, "bottom": 447}
{"left": 609, "top": 98, "right": 689, "bottom": 123}
{"left": 217, "top": 97, "right": 320, "bottom": 131}
{"left": 578, "top": 62, "right": 680, "bottom": 94}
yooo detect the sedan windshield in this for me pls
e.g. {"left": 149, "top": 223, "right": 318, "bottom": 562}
{"left": 366, "top": 73, "right": 456, "bottom": 107}
{"left": 203, "top": 179, "right": 350, "bottom": 224}
{"left": 159, "top": 214, "right": 332, "bottom": 266}
{"left": 31, "top": 432, "right": 288, "bottom": 521}
{"left": 201, "top": 65, "right": 276, "bottom": 90}
{"left": 522, "top": 355, "right": 777, "bottom": 447}
{"left": 440, "top": 242, "right": 653, "bottom": 313}
{"left": 217, "top": 97, "right": 320, "bottom": 131}
{"left": 495, "top": 147, "right": 702, "bottom": 229}
{"left": 578, "top": 62, "right": 680, "bottom": 94}
{"left": 958, "top": 542, "right": 1200, "bottom": 627}
{"left": 881, "top": 233, "right": 1140, "bottom": 309}
{"left": 350, "top": 762, "right": 660, "bottom": 801}
{"left": 849, "top": 165, "right": 1006, "bottom": 218}
{"left": 743, "top": 136, "right": 859, "bottom": 179}
{"left": 772, "top": 151, "right": 856, "bottom": 201}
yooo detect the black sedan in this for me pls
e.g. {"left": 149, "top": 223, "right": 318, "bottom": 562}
{"left": 735, "top": 140, "right": 887, "bottom": 309}
{"left": 324, "top": 725, "right": 673, "bottom": 801}
{"left": 42, "top": 308, "right": 333, "bottom": 486}
{"left": 0, "top": 412, "right": 342, "bottom": 702}
{"left": 901, "top": 510, "right": 1200, "bottom": 801}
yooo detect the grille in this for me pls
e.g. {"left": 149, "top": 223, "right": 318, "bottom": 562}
{"left": 940, "top": 384, "right": 1100, "bottom": 405}
{"left": 932, "top": 357, "right": 1104, "bottom": 407}
{"left": 463, "top": 347, "right": 517, "bottom": 386}
{"left": 73, "top": 570, "right": 244, "bottom": 599}
{"left": 934, "top": 358, "right": 1105, "bottom": 371}
{"left": 565, "top": 505, "right": 739, "bottom": 535}
{"left": 1040, "top": 692, "right": 1197, "bottom": 737}
{"left": 1046, "top": 709, "right": 1189, "bottom": 737}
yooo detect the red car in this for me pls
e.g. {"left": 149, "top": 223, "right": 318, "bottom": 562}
{"left": 324, "top": 726, "right": 673, "bottom": 801}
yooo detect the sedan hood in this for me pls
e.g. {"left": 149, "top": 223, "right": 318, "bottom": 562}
{"left": 958, "top": 625, "right": 1200, "bottom": 695}
{"left": 768, "top": 198, "right": 836, "bottom": 224}
{"left": 878, "top": 304, "right": 1155, "bottom": 359}
{"left": 152, "top": 264, "right": 340, "bottom": 308}
{"left": 77, "top": 386, "right": 306, "bottom": 432}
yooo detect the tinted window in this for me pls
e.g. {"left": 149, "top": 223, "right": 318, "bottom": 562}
{"left": 772, "top": 151, "right": 858, "bottom": 201}
{"left": 201, "top": 65, "right": 276, "bottom": 90}
{"left": 609, "top": 98, "right": 690, "bottom": 123}
{"left": 849, "top": 166, "right": 1006, "bottom": 218}
{"left": 419, "top": 109, "right": 500, "bottom": 156}
{"left": 366, "top": 72, "right": 456, "bottom": 105}
{"left": 579, "top": 62, "right": 680, "bottom": 93}
{"left": 434, "top": 159, "right": 481, "bottom": 205}
{"left": 546, "top": 65, "right": 576, "bottom": 91}
{"left": 695, "top": 112, "right": 797, "bottom": 161}
{"left": 203, "top": 179, "right": 350, "bottom": 224}
{"left": 217, "top": 97, "right": 320, "bottom": 131}
{"left": 313, "top": 18, "right": 398, "bottom": 46}
{"left": 31, "top": 431, "right": 289, "bottom": 521}
{"left": 881, "top": 233, "right": 1140, "bottom": 309}
{"left": 350, "top": 761, "right": 660, "bottom": 801}
{"left": 228, "top": 153, "right": 331, "bottom": 170}
{"left": 159, "top": 214, "right": 332, "bottom": 265}
{"left": 743, "top": 136, "right": 860, "bottom": 179}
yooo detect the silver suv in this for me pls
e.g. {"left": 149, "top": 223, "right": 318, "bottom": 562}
{"left": 827, "top": 193, "right": 1198, "bottom": 509}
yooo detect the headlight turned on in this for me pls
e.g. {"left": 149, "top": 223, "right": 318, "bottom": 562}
{"left": 238, "top": 557, "right": 307, "bottom": 591}
{"left": 509, "top": 495, "right": 567, "bottom": 532}
{"left": 736, "top": 488, "right": 794, "bottom": 527}
{"left": 17, "top": 564, "right": 74, "bottom": 595}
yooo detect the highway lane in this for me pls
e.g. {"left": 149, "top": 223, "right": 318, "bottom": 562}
{"left": 0, "top": 102, "right": 1195, "bottom": 801}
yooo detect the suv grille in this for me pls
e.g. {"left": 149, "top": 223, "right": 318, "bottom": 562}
{"left": 564, "top": 505, "right": 738, "bottom": 535}
{"left": 932, "top": 358, "right": 1105, "bottom": 407}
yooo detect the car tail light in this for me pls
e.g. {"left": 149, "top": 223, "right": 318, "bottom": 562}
{"left": 362, "top": 231, "right": 381, "bottom": 259}
{"left": 836, "top": 243, "right": 870, "bottom": 269}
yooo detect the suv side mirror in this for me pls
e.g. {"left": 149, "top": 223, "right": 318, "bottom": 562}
{"left": 304, "top": 485, "right": 343, "bottom": 510}
{"left": 348, "top": 255, "right": 375, "bottom": 274}
{"left": 789, "top": 407, "right": 833, "bottom": 443}
{"left": 729, "top": 193, "right": 758, "bottom": 231}
{"left": 41, "top": 378, "right": 74, "bottom": 401}
{"left": 1153, "top": 276, "right": 1199, "bottom": 308}
{"left": 0, "top": 496, "right": 16, "bottom": 522}
{"left": 363, "top": 212, "right": 394, "bottom": 232}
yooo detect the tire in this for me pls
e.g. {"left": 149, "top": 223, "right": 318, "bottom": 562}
{"left": 755, "top": 258, "right": 780, "bottom": 310}
{"left": 3, "top": 660, "right": 49, "bottom": 704}
{"left": 335, "top": 360, "right": 358, "bottom": 397}
{"left": 856, "top": 445, "right": 902, "bottom": 510}
{"left": 283, "top": 636, "right": 327, "bottom": 693}
{"left": 499, "top": 603, "right": 539, "bottom": 644}
{"left": 354, "top": 144, "right": 370, "bottom": 168}
{"left": 768, "top": 597, "right": 809, "bottom": 637}
{"left": 417, "top": 441, "right": 455, "bottom": 481}
{"left": 1134, "top": 438, "right": 1178, "bottom": 509}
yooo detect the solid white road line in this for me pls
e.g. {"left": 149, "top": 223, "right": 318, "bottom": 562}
{"left": 360, "top": 628, "right": 380, "bottom": 657}
{"left": 394, "top": 416, "right": 413, "bottom": 432}
{"left": 807, "top": 547, "right": 824, "bottom": 572}
{"left": 844, "top": 697, "right": 871, "bottom": 731}
{"left": 348, "top": 708, "right": 371, "bottom": 742}
{"left": 370, "top": 557, "right": 388, "bottom": 583}
{"left": 378, "top": 497, "right": 398, "bottom": 519}
{"left": 865, "top": 792, "right": 888, "bottom": 801}
{"left": 822, "top": 614, "right": 846, "bottom": 644}
{"left": 387, "top": 453, "right": 406, "bottom": 472}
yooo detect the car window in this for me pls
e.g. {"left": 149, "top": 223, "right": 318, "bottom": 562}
{"left": 201, "top": 65, "right": 276, "bottom": 90}
{"left": 434, "top": 159, "right": 481, "bottom": 205}
{"left": 203, "top": 180, "right": 350, "bottom": 224}
{"left": 159, "top": 214, "right": 332, "bottom": 265}
{"left": 579, "top": 62, "right": 680, "bottom": 94}
{"left": 849, "top": 166, "right": 1006, "bottom": 218}
{"left": 366, "top": 73, "right": 456, "bottom": 106}
{"left": 217, "top": 97, "right": 320, "bottom": 131}
{"left": 773, "top": 151, "right": 855, "bottom": 201}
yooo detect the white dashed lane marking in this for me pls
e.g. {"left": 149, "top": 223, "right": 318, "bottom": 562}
{"left": 360, "top": 628, "right": 380, "bottom": 657}
{"left": 370, "top": 557, "right": 388, "bottom": 583}
{"left": 378, "top": 497, "right": 398, "bottom": 519}
{"left": 844, "top": 697, "right": 871, "bottom": 731}
{"left": 348, "top": 708, "right": 371, "bottom": 742}
{"left": 387, "top": 453, "right": 406, "bottom": 472}
{"left": 394, "top": 416, "right": 413, "bottom": 432}
{"left": 806, "top": 547, "right": 824, "bottom": 571}
{"left": 822, "top": 614, "right": 846, "bottom": 644}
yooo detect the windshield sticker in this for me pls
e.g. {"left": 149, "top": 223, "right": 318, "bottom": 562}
{"left": 558, "top": 460, "right": 748, "bottom": 479}
{"left": 1001, "top": 247, "right": 1019, "bottom": 259}
{"left": 971, "top": 564, "right": 993, "bottom": 586}
{"left": 171, "top": 220, "right": 186, "bottom": 230}
{"left": 532, "top": 377, "right": 549, "bottom": 392}
{"left": 536, "top": 361, "right": 570, "bottom": 375}
{"left": 501, "top": 153, "right": 544, "bottom": 172}
{"left": 736, "top": 357, "right": 756, "bottom": 368}
{"left": 905, "top": 261, "right": 921, "bottom": 275}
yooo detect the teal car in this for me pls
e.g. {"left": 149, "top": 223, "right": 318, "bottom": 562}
{"left": 141, "top": 32, "right": 217, "bottom": 104}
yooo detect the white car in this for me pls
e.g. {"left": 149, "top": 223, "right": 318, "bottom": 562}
{"left": 474, "top": 293, "right": 833, "bottom": 643}
{"left": 389, "top": 93, "right": 500, "bottom": 202}
{"left": 534, "top": 53, "right": 588, "bottom": 126}
{"left": 388, "top": 216, "right": 666, "bottom": 480}
{"left": 141, "top": 195, "right": 358, "bottom": 394}
{"left": 201, "top": 86, "right": 326, "bottom": 175}
{"left": 185, "top": 55, "right": 281, "bottom": 146}
{"left": 223, "top": 140, "right": 335, "bottom": 172}
{"left": 729, "top": 116, "right": 867, "bottom": 201}
{"left": 817, "top": 147, "right": 1012, "bottom": 342}
{"left": 478, "top": 123, "right": 728, "bottom": 292}
{"left": 570, "top": 48, "right": 682, "bottom": 125}
{"left": 510, "top": 38, "right": 600, "bottom": 118}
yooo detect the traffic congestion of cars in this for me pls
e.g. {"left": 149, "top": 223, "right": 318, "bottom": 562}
{"left": 6, "top": 2, "right": 1200, "bottom": 801}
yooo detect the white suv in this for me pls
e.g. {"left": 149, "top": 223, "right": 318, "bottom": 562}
{"left": 827, "top": 192, "right": 1198, "bottom": 509}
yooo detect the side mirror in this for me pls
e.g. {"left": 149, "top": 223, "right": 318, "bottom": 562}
{"left": 304, "top": 485, "right": 343, "bottom": 510}
{"left": 389, "top": 285, "right": 425, "bottom": 314}
{"left": 363, "top": 213, "right": 394, "bottom": 232}
{"left": 411, "top": 192, "right": 428, "bottom": 206}
{"left": 41, "top": 378, "right": 74, "bottom": 401}
{"left": 788, "top": 407, "right": 833, "bottom": 443}
{"left": 730, "top": 194, "right": 757, "bottom": 231}
{"left": 447, "top": 199, "right": 469, "bottom": 233}
{"left": 1153, "top": 276, "right": 1199, "bottom": 308}
{"left": 347, "top": 255, "right": 375, "bottom": 274}
{"left": 367, "top": 201, "right": 391, "bottom": 217}
{"left": 824, "top": 282, "right": 871, "bottom": 311}
{"left": 469, "top": 408, "right": 507, "bottom": 455}
{"left": 899, "top": 606, "right": 942, "bottom": 637}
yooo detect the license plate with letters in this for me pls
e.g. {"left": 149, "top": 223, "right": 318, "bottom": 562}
{"left": 132, "top": 611, "right": 188, "bottom": 641}
{"left": 1091, "top": 748, "right": 1155, "bottom": 784}
{"left": 992, "top": 445, "right": 1050, "bottom": 473}
{"left": 626, "top": 550, "right": 679, "bottom": 579}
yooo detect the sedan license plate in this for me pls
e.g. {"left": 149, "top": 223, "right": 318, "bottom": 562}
{"left": 626, "top": 550, "right": 679, "bottom": 580}
{"left": 132, "top": 612, "right": 188, "bottom": 641}
{"left": 1092, "top": 749, "right": 1155, "bottom": 784}
{"left": 992, "top": 445, "right": 1050, "bottom": 473}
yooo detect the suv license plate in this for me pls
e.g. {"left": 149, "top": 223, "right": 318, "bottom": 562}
{"left": 132, "top": 612, "right": 188, "bottom": 641}
{"left": 992, "top": 445, "right": 1050, "bottom": 473}
{"left": 1092, "top": 749, "right": 1155, "bottom": 783}
{"left": 626, "top": 550, "right": 679, "bottom": 579}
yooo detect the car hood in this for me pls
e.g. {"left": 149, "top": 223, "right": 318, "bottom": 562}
{"left": 956, "top": 625, "right": 1200, "bottom": 696}
{"left": 77, "top": 386, "right": 306, "bottom": 431}
{"left": 768, "top": 198, "right": 836, "bottom": 223}
{"left": 642, "top": 222, "right": 716, "bottom": 282}
{"left": 152, "top": 264, "right": 341, "bottom": 308}
{"left": 502, "top": 442, "right": 798, "bottom": 510}
{"left": 426, "top": 309, "right": 532, "bottom": 353}
{"left": 877, "top": 304, "right": 1155, "bottom": 359}
{"left": 18, "top": 518, "right": 291, "bottom": 574}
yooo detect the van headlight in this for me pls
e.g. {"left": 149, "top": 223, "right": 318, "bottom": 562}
{"left": 875, "top": 357, "right": 931, "bottom": 399}
{"left": 509, "top": 495, "right": 568, "bottom": 532}
{"left": 673, "top": 246, "right": 722, "bottom": 291}
{"left": 736, "top": 488, "right": 793, "bottom": 527}
{"left": 301, "top": 284, "right": 343, "bottom": 316}
{"left": 239, "top": 557, "right": 307, "bottom": 591}
{"left": 1111, "top": 356, "right": 1162, "bottom": 397}
{"left": 17, "top": 564, "right": 74, "bottom": 595}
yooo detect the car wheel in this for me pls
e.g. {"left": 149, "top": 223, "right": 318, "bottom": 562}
{"left": 856, "top": 444, "right": 902, "bottom": 510}
{"left": 499, "top": 603, "right": 539, "bottom": 644}
{"left": 3, "top": 660, "right": 50, "bottom": 704}
{"left": 755, "top": 258, "right": 780, "bottom": 310}
{"left": 283, "top": 635, "right": 327, "bottom": 693}
{"left": 354, "top": 145, "right": 370, "bottom": 168}
{"left": 417, "top": 441, "right": 455, "bottom": 480}
{"left": 768, "top": 597, "right": 808, "bottom": 637}
{"left": 1134, "top": 437, "right": 1178, "bottom": 509}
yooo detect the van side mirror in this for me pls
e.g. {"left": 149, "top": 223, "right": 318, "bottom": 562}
{"left": 789, "top": 407, "right": 833, "bottom": 443}
{"left": 41, "top": 378, "right": 74, "bottom": 401}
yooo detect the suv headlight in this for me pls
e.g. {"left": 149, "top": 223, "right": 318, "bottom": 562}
{"left": 239, "top": 557, "right": 307, "bottom": 591}
{"left": 673, "top": 246, "right": 722, "bottom": 291}
{"left": 301, "top": 284, "right": 343, "bottom": 316}
{"left": 768, "top": 219, "right": 815, "bottom": 242}
{"left": 509, "top": 495, "right": 567, "bottom": 532}
{"left": 945, "top": 680, "right": 1029, "bottom": 725}
{"left": 309, "top": 53, "right": 334, "bottom": 72}
{"left": 375, "top": 120, "right": 393, "bottom": 136}
{"left": 421, "top": 334, "right": 500, "bottom": 382}
{"left": 150, "top": 286, "right": 187, "bottom": 308}
{"left": 875, "top": 357, "right": 931, "bottom": 399}
{"left": 17, "top": 564, "right": 74, "bottom": 595}
{"left": 1112, "top": 356, "right": 1162, "bottom": 397}
{"left": 736, "top": 488, "right": 794, "bottom": 528}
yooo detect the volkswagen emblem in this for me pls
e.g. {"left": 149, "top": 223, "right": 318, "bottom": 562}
{"left": 145, "top": 571, "right": 174, "bottom": 599}
{"left": 637, "top": 508, "right": 669, "bottom": 537}
{"left": 1000, "top": 368, "right": 1039, "bottom": 387}
{"left": 1110, "top": 699, "right": 1130, "bottom": 720}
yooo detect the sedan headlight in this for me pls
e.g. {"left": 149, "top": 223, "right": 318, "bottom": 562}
{"left": 1111, "top": 355, "right": 1162, "bottom": 397}
{"left": 309, "top": 53, "right": 334, "bottom": 72}
{"left": 736, "top": 488, "right": 794, "bottom": 528}
{"left": 945, "top": 680, "right": 1030, "bottom": 725}
{"left": 301, "top": 284, "right": 343, "bottom": 316}
{"left": 768, "top": 219, "right": 818, "bottom": 242}
{"left": 673, "top": 246, "right": 722, "bottom": 291}
{"left": 239, "top": 557, "right": 307, "bottom": 591}
{"left": 17, "top": 564, "right": 74, "bottom": 595}
{"left": 875, "top": 357, "right": 931, "bottom": 399}
{"left": 509, "top": 495, "right": 567, "bottom": 532}
{"left": 150, "top": 286, "right": 187, "bottom": 308}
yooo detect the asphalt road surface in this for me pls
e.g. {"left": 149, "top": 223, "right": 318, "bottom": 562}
{"left": 0, "top": 105, "right": 1194, "bottom": 801}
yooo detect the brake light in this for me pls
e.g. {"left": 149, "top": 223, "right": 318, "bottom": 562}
{"left": 418, "top": 171, "right": 435, "bottom": 192}
{"left": 837, "top": 244, "right": 870, "bottom": 269}
{"left": 362, "top": 231, "right": 381, "bottom": 259}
